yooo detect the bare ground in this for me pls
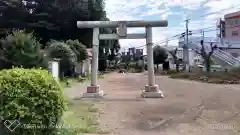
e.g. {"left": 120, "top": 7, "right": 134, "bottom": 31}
{"left": 65, "top": 72, "right": 240, "bottom": 135}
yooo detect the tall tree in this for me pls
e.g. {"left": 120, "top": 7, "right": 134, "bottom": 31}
{"left": 169, "top": 48, "right": 182, "bottom": 72}
{"left": 48, "top": 41, "right": 77, "bottom": 77}
{"left": 66, "top": 39, "right": 87, "bottom": 62}
{"left": 153, "top": 46, "right": 168, "bottom": 69}
{"left": 0, "top": 0, "right": 112, "bottom": 46}
{"left": 0, "top": 0, "right": 120, "bottom": 71}
{"left": 195, "top": 40, "right": 217, "bottom": 72}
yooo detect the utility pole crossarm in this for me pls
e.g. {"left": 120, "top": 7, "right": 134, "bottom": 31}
{"left": 77, "top": 20, "right": 168, "bottom": 28}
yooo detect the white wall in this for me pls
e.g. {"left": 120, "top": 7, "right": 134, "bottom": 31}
{"left": 75, "top": 58, "right": 92, "bottom": 75}
{"left": 82, "top": 58, "right": 91, "bottom": 74}
{"left": 176, "top": 48, "right": 203, "bottom": 66}
{"left": 176, "top": 48, "right": 183, "bottom": 59}
{"left": 188, "top": 49, "right": 196, "bottom": 66}
{"left": 48, "top": 60, "right": 59, "bottom": 81}
{"left": 52, "top": 61, "right": 59, "bottom": 80}
{"left": 75, "top": 62, "right": 82, "bottom": 73}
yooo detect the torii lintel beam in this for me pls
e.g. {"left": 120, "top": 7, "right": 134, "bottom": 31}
{"left": 77, "top": 20, "right": 168, "bottom": 28}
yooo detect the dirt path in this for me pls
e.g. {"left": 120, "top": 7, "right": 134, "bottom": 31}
{"left": 65, "top": 72, "right": 240, "bottom": 135}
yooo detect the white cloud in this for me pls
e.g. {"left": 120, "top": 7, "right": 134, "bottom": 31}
{"left": 203, "top": 0, "right": 240, "bottom": 20}
{"left": 105, "top": 0, "right": 172, "bottom": 51}
{"left": 199, "top": 0, "right": 240, "bottom": 38}
{"left": 165, "top": 0, "right": 206, "bottom": 10}
{"left": 204, "top": 0, "right": 239, "bottom": 13}
{"left": 141, "top": 9, "right": 167, "bottom": 17}
{"left": 161, "top": 13, "right": 168, "bottom": 20}
{"left": 105, "top": 0, "right": 240, "bottom": 52}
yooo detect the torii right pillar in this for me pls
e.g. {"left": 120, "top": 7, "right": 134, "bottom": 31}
{"left": 141, "top": 26, "right": 164, "bottom": 98}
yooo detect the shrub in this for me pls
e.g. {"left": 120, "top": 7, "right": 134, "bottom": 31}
{"left": 156, "top": 69, "right": 179, "bottom": 75}
{"left": 169, "top": 70, "right": 240, "bottom": 84}
{"left": 0, "top": 30, "right": 47, "bottom": 69}
{"left": 170, "top": 72, "right": 191, "bottom": 79}
{"left": 0, "top": 68, "right": 66, "bottom": 135}
{"left": 166, "top": 69, "right": 178, "bottom": 75}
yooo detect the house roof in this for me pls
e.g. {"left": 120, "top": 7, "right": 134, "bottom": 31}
{"left": 87, "top": 48, "right": 92, "bottom": 57}
{"left": 224, "top": 11, "right": 240, "bottom": 19}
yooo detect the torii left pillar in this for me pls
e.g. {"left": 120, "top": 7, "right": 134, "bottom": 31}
{"left": 86, "top": 27, "right": 103, "bottom": 97}
{"left": 77, "top": 20, "right": 168, "bottom": 98}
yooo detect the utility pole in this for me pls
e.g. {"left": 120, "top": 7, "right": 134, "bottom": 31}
{"left": 184, "top": 19, "right": 189, "bottom": 72}
{"left": 164, "top": 38, "right": 168, "bottom": 47}
{"left": 186, "top": 19, "right": 189, "bottom": 47}
{"left": 201, "top": 29, "right": 204, "bottom": 41}
{"left": 219, "top": 18, "right": 225, "bottom": 49}
{"left": 219, "top": 18, "right": 223, "bottom": 47}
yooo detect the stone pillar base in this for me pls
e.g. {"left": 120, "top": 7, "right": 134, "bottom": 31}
{"left": 141, "top": 85, "right": 164, "bottom": 98}
{"left": 83, "top": 85, "right": 104, "bottom": 98}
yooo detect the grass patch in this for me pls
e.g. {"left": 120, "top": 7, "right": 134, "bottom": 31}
{"left": 155, "top": 69, "right": 179, "bottom": 76}
{"left": 169, "top": 69, "right": 240, "bottom": 84}
{"left": 77, "top": 76, "right": 88, "bottom": 83}
{"left": 60, "top": 73, "right": 105, "bottom": 88}
{"left": 58, "top": 100, "right": 99, "bottom": 135}
{"left": 98, "top": 75, "right": 105, "bottom": 79}
{"left": 60, "top": 78, "right": 79, "bottom": 87}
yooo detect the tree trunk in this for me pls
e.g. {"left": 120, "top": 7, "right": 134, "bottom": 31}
{"left": 163, "top": 62, "right": 170, "bottom": 71}
{"left": 115, "top": 60, "right": 118, "bottom": 68}
{"left": 175, "top": 60, "right": 179, "bottom": 72}
{"left": 205, "top": 59, "right": 211, "bottom": 73}
{"left": 176, "top": 64, "right": 179, "bottom": 72}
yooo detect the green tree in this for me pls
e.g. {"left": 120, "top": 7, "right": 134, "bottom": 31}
{"left": 0, "top": 30, "right": 46, "bottom": 69}
{"left": 0, "top": 0, "right": 110, "bottom": 45}
{"left": 153, "top": 46, "right": 168, "bottom": 69}
{"left": 48, "top": 41, "right": 77, "bottom": 77}
{"left": 169, "top": 48, "right": 182, "bottom": 72}
{"left": 0, "top": 0, "right": 120, "bottom": 66}
{"left": 66, "top": 39, "right": 88, "bottom": 62}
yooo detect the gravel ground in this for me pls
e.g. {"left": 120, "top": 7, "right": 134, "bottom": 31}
{"left": 65, "top": 72, "right": 240, "bottom": 135}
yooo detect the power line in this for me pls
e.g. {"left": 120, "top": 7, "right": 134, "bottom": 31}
{"left": 179, "top": 4, "right": 240, "bottom": 25}
{"left": 122, "top": 26, "right": 219, "bottom": 50}
{"left": 122, "top": 4, "right": 240, "bottom": 51}
{"left": 127, "top": 22, "right": 240, "bottom": 50}
{"left": 190, "top": 26, "right": 216, "bottom": 33}
{"left": 160, "top": 4, "right": 240, "bottom": 39}
{"left": 164, "top": 5, "right": 240, "bottom": 40}
{"left": 127, "top": 25, "right": 218, "bottom": 49}
{"left": 122, "top": 27, "right": 224, "bottom": 51}
{"left": 121, "top": 34, "right": 181, "bottom": 50}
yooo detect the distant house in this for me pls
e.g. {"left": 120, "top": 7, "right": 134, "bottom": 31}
{"left": 75, "top": 48, "right": 92, "bottom": 75}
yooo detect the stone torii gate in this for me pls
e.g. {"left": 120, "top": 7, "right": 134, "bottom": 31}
{"left": 77, "top": 20, "right": 168, "bottom": 98}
